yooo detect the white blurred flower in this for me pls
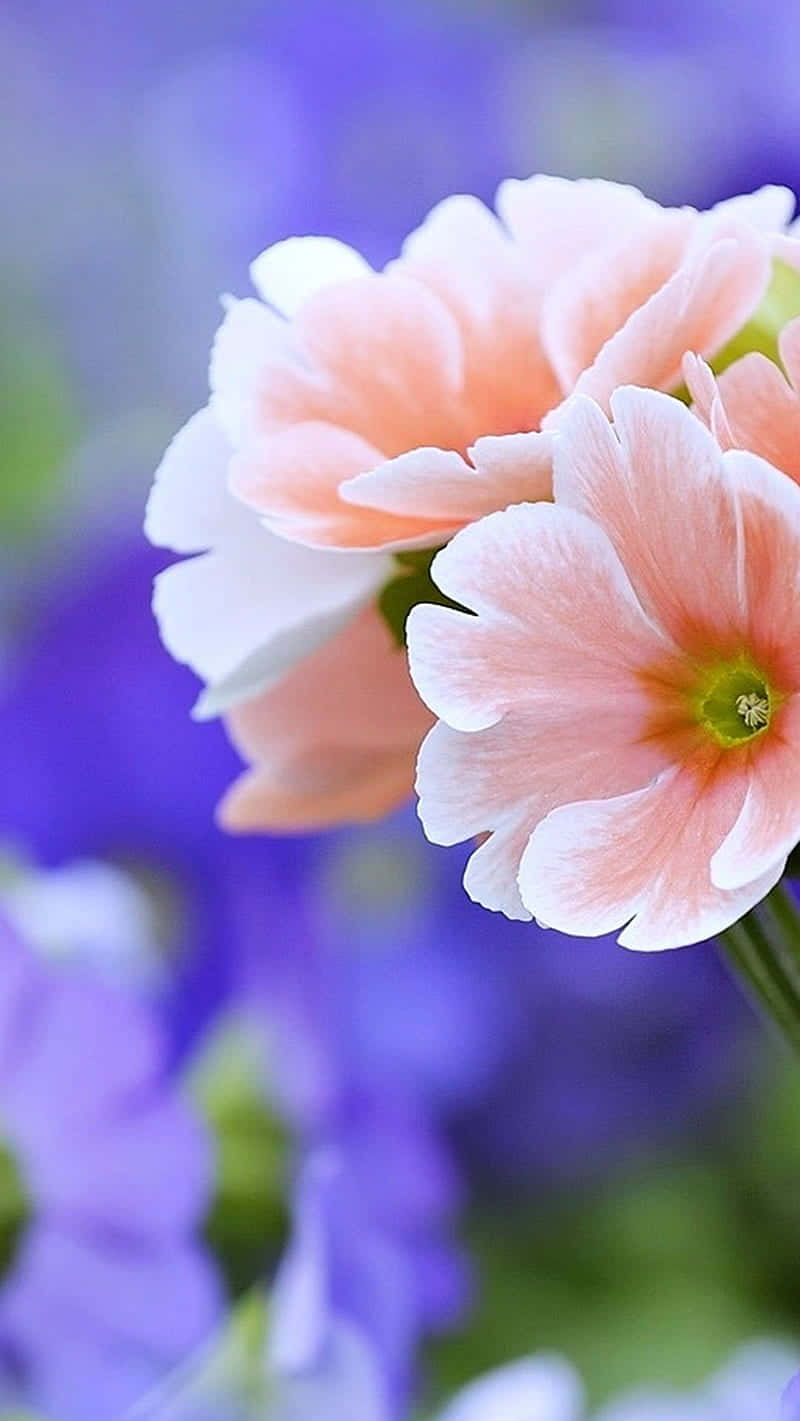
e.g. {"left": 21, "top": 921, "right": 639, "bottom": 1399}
{"left": 1, "top": 856, "right": 166, "bottom": 990}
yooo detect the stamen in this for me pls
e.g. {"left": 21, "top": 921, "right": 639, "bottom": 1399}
{"left": 735, "top": 692, "right": 770, "bottom": 730}
{"left": 693, "top": 658, "right": 775, "bottom": 746}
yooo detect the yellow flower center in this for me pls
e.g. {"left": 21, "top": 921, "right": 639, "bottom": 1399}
{"left": 694, "top": 658, "right": 774, "bottom": 746}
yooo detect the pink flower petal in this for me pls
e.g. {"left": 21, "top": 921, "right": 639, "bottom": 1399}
{"left": 230, "top": 421, "right": 446, "bottom": 550}
{"left": 340, "top": 432, "right": 553, "bottom": 527}
{"left": 681, "top": 352, "right": 736, "bottom": 450}
{"left": 220, "top": 751, "right": 417, "bottom": 833}
{"left": 554, "top": 388, "right": 745, "bottom": 654}
{"left": 566, "top": 231, "right": 770, "bottom": 411}
{"left": 468, "top": 432, "right": 554, "bottom": 504}
{"left": 542, "top": 209, "right": 695, "bottom": 391}
{"left": 219, "top": 607, "right": 432, "bottom": 832}
{"left": 416, "top": 712, "right": 667, "bottom": 921}
{"left": 709, "top": 332, "right": 800, "bottom": 487}
{"left": 780, "top": 315, "right": 800, "bottom": 385}
{"left": 723, "top": 448, "right": 800, "bottom": 692}
{"left": 398, "top": 194, "right": 561, "bottom": 430}
{"left": 250, "top": 236, "right": 373, "bottom": 317}
{"left": 292, "top": 272, "right": 466, "bottom": 457}
{"left": 407, "top": 501, "right": 666, "bottom": 734}
{"left": 209, "top": 296, "right": 308, "bottom": 446}
{"left": 519, "top": 752, "right": 781, "bottom": 951}
{"left": 496, "top": 175, "right": 656, "bottom": 289}
{"left": 712, "top": 696, "right": 800, "bottom": 891}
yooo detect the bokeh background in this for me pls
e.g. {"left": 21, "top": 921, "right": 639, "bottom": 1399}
{"left": 3, "top": 0, "right": 800, "bottom": 1415}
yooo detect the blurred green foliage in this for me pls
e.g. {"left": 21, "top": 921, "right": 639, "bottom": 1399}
{"left": 188, "top": 1019, "right": 290, "bottom": 1301}
{"left": 0, "top": 299, "right": 78, "bottom": 539}
{"left": 426, "top": 1055, "right": 800, "bottom": 1410}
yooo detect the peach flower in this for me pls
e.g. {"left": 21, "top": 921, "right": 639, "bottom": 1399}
{"left": 408, "top": 388, "right": 800, "bottom": 949}
{"left": 684, "top": 316, "right": 800, "bottom": 485}
{"left": 147, "top": 178, "right": 795, "bottom": 832}
{"left": 145, "top": 409, "right": 430, "bottom": 828}
{"left": 216, "top": 180, "right": 788, "bottom": 551}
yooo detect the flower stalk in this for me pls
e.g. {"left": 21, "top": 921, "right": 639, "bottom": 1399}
{"left": 719, "top": 880, "right": 800, "bottom": 1055}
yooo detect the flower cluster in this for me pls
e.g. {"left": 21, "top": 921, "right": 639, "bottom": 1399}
{"left": 0, "top": 532, "right": 758, "bottom": 1415}
{"left": 131, "top": 1299, "right": 798, "bottom": 1421}
{"left": 149, "top": 174, "right": 800, "bottom": 952}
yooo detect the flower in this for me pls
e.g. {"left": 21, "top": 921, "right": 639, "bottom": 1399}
{"left": 1, "top": 856, "right": 167, "bottom": 992}
{"left": 269, "top": 1133, "right": 468, "bottom": 1417}
{"left": 147, "top": 180, "right": 794, "bottom": 833}
{"left": 120, "top": 1324, "right": 798, "bottom": 1421}
{"left": 0, "top": 915, "right": 221, "bottom": 1419}
{"left": 684, "top": 315, "right": 800, "bottom": 485}
{"left": 0, "top": 531, "right": 284, "bottom": 1058}
{"left": 408, "top": 386, "right": 800, "bottom": 948}
{"left": 432, "top": 1355, "right": 582, "bottom": 1421}
{"left": 597, "top": 1340, "right": 799, "bottom": 1420}
{"left": 458, "top": 927, "right": 750, "bottom": 1184}
{"left": 0, "top": 530, "right": 756, "bottom": 1190}
{"left": 785, "top": 1368, "right": 800, "bottom": 1419}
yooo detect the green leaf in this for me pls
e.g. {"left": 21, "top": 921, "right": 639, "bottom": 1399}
{"left": 377, "top": 548, "right": 470, "bottom": 648}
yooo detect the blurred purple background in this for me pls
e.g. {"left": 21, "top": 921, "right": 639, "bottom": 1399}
{"left": 1, "top": 0, "right": 800, "bottom": 1415}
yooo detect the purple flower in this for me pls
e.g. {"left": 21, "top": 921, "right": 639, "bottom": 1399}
{"left": 2, "top": 856, "right": 169, "bottom": 993}
{"left": 0, "top": 914, "right": 221, "bottom": 1418}
{"left": 0, "top": 530, "right": 284, "bottom": 1058}
{"left": 785, "top": 1370, "right": 800, "bottom": 1419}
{"left": 270, "top": 1147, "right": 434, "bottom": 1416}
{"left": 121, "top": 1324, "right": 799, "bottom": 1420}
{"left": 457, "top": 927, "right": 754, "bottom": 1188}
{"left": 597, "top": 1341, "right": 799, "bottom": 1419}
{"left": 0, "top": 533, "right": 757, "bottom": 1178}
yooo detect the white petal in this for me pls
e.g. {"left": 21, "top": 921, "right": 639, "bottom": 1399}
{"left": 251, "top": 236, "right": 373, "bottom": 317}
{"left": 145, "top": 407, "right": 239, "bottom": 553}
{"left": 209, "top": 295, "right": 299, "bottom": 445}
{"left": 435, "top": 1355, "right": 584, "bottom": 1421}
{"left": 153, "top": 513, "right": 391, "bottom": 717}
{"left": 709, "top": 185, "right": 796, "bottom": 233}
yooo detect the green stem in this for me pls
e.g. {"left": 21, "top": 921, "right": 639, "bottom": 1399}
{"left": 719, "top": 880, "right": 800, "bottom": 1056}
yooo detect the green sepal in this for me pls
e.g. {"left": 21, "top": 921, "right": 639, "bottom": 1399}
{"left": 378, "top": 548, "right": 470, "bottom": 649}
{"left": 711, "top": 258, "right": 800, "bottom": 376}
